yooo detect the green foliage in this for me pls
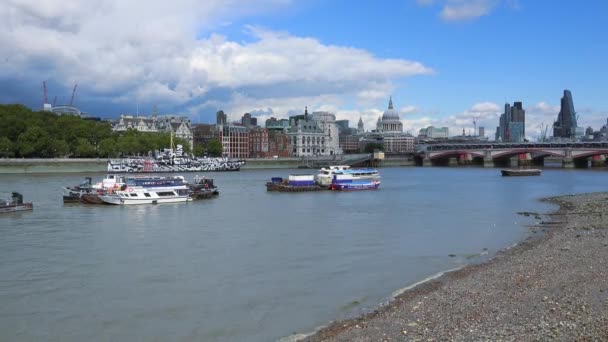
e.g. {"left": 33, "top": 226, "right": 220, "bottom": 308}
{"left": 0, "top": 104, "right": 193, "bottom": 158}
{"left": 364, "top": 143, "right": 384, "bottom": 153}
{"left": 193, "top": 144, "right": 204, "bottom": 157}
{"left": 0, "top": 136, "right": 14, "bottom": 157}
{"left": 206, "top": 138, "right": 223, "bottom": 157}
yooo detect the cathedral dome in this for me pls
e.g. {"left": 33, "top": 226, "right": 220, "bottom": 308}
{"left": 381, "top": 96, "right": 400, "bottom": 122}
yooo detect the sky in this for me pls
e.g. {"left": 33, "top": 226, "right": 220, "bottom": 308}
{"left": 1, "top": 0, "right": 607, "bottom": 139}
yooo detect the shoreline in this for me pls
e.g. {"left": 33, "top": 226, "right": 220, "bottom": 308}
{"left": 300, "top": 192, "right": 608, "bottom": 341}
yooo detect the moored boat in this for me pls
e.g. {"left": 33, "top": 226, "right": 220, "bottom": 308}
{"left": 316, "top": 165, "right": 380, "bottom": 188}
{"left": 63, "top": 175, "right": 127, "bottom": 203}
{"left": 1, "top": 192, "right": 33, "bottom": 213}
{"left": 100, "top": 176, "right": 192, "bottom": 205}
{"left": 330, "top": 174, "right": 381, "bottom": 191}
{"left": 501, "top": 169, "right": 542, "bottom": 176}
{"left": 266, "top": 175, "right": 323, "bottom": 192}
{"left": 189, "top": 175, "right": 219, "bottom": 199}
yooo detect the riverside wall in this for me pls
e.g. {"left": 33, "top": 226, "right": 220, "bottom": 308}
{"left": 0, "top": 155, "right": 417, "bottom": 174}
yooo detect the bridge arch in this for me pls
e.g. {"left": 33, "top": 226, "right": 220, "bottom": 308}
{"left": 491, "top": 149, "right": 564, "bottom": 160}
{"left": 429, "top": 150, "right": 485, "bottom": 160}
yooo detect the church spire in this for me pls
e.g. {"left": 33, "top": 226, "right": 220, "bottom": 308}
{"left": 388, "top": 96, "right": 394, "bottom": 110}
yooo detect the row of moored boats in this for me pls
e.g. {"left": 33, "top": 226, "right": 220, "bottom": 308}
{"left": 266, "top": 165, "right": 381, "bottom": 192}
{"left": 63, "top": 174, "right": 219, "bottom": 205}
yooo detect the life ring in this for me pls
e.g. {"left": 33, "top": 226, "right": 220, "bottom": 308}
{"left": 127, "top": 187, "right": 133, "bottom": 192}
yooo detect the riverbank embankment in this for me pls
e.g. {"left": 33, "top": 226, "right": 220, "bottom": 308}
{"left": 0, "top": 158, "right": 303, "bottom": 173}
{"left": 0, "top": 156, "right": 416, "bottom": 173}
{"left": 304, "top": 192, "right": 608, "bottom": 341}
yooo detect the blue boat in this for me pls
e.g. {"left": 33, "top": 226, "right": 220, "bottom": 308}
{"left": 330, "top": 174, "right": 381, "bottom": 191}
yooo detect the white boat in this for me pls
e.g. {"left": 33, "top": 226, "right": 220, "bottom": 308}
{"left": 100, "top": 176, "right": 192, "bottom": 205}
{"left": 315, "top": 165, "right": 380, "bottom": 188}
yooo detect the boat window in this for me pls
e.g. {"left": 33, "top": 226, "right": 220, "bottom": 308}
{"left": 144, "top": 193, "right": 151, "bottom": 197}
{"left": 130, "top": 193, "right": 138, "bottom": 197}
{"left": 157, "top": 191, "right": 175, "bottom": 197}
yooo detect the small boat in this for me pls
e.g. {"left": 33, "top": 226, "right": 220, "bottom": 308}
{"left": 330, "top": 174, "right": 381, "bottom": 191}
{"left": 189, "top": 175, "right": 219, "bottom": 199}
{"left": 0, "top": 192, "right": 33, "bottom": 213}
{"left": 266, "top": 175, "right": 324, "bottom": 192}
{"left": 100, "top": 176, "right": 192, "bottom": 205}
{"left": 63, "top": 175, "right": 126, "bottom": 203}
{"left": 316, "top": 165, "right": 380, "bottom": 189}
{"left": 501, "top": 169, "right": 542, "bottom": 176}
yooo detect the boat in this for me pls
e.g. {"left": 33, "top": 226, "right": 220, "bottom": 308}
{"left": 266, "top": 175, "right": 324, "bottom": 192}
{"left": 107, "top": 138, "right": 244, "bottom": 173}
{"left": 330, "top": 174, "right": 381, "bottom": 191}
{"left": 62, "top": 175, "right": 126, "bottom": 203}
{"left": 63, "top": 177, "right": 96, "bottom": 202}
{"left": 99, "top": 176, "right": 192, "bottom": 205}
{"left": 188, "top": 175, "right": 219, "bottom": 199}
{"left": 316, "top": 165, "right": 380, "bottom": 188}
{"left": 1, "top": 192, "right": 33, "bottom": 213}
{"left": 501, "top": 169, "right": 542, "bottom": 176}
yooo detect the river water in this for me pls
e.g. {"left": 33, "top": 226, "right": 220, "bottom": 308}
{"left": 0, "top": 167, "right": 606, "bottom": 341}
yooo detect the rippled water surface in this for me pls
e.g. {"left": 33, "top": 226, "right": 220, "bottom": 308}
{"left": 0, "top": 167, "right": 606, "bottom": 341}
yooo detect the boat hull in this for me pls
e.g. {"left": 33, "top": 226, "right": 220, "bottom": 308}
{"left": 80, "top": 193, "right": 105, "bottom": 204}
{"left": 100, "top": 195, "right": 192, "bottom": 205}
{"left": 0, "top": 203, "right": 33, "bottom": 213}
{"left": 331, "top": 181, "right": 381, "bottom": 191}
{"left": 501, "top": 169, "right": 542, "bottom": 176}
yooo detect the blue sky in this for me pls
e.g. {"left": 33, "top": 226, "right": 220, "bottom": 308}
{"left": 1, "top": 0, "right": 607, "bottom": 138}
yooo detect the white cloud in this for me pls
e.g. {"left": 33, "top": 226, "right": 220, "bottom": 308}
{"left": 440, "top": 0, "right": 497, "bottom": 21}
{"left": 416, "top": 0, "right": 501, "bottom": 22}
{"left": 1, "top": 0, "right": 433, "bottom": 117}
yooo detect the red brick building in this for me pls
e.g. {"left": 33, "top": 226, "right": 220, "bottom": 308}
{"left": 218, "top": 124, "right": 250, "bottom": 158}
{"left": 249, "top": 128, "right": 291, "bottom": 157}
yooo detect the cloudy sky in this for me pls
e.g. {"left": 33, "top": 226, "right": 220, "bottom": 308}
{"left": 1, "top": 0, "right": 607, "bottom": 139}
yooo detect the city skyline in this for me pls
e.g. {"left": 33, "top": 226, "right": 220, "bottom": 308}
{"left": 1, "top": 1, "right": 607, "bottom": 139}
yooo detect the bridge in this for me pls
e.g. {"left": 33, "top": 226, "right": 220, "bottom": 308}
{"left": 418, "top": 142, "right": 608, "bottom": 168}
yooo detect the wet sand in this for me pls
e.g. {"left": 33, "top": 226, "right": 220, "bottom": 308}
{"left": 303, "top": 192, "right": 608, "bottom": 341}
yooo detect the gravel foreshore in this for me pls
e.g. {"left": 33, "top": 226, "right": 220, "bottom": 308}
{"left": 303, "top": 192, "right": 608, "bottom": 341}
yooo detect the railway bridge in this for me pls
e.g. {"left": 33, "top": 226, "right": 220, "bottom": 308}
{"left": 418, "top": 142, "right": 608, "bottom": 168}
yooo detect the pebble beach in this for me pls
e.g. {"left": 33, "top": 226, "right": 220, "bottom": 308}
{"left": 304, "top": 192, "right": 608, "bottom": 341}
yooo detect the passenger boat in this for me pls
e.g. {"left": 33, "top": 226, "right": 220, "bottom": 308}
{"left": 330, "top": 174, "right": 381, "bottom": 191}
{"left": 188, "top": 175, "right": 219, "bottom": 199}
{"left": 100, "top": 176, "right": 192, "bottom": 205}
{"left": 1, "top": 192, "right": 33, "bottom": 213}
{"left": 316, "top": 165, "right": 380, "bottom": 189}
{"left": 266, "top": 175, "right": 324, "bottom": 192}
{"left": 107, "top": 139, "right": 244, "bottom": 173}
{"left": 501, "top": 169, "right": 542, "bottom": 176}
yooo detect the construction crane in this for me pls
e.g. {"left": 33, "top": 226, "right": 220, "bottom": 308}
{"left": 69, "top": 83, "right": 78, "bottom": 107}
{"left": 42, "top": 81, "right": 48, "bottom": 104}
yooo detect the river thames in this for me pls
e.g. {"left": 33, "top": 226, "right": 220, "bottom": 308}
{"left": 0, "top": 167, "right": 606, "bottom": 341}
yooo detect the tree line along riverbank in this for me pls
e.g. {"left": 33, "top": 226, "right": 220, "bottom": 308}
{"left": 0, "top": 104, "right": 217, "bottom": 158}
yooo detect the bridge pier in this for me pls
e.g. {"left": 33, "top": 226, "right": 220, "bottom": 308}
{"left": 562, "top": 158, "right": 574, "bottom": 169}
{"left": 422, "top": 157, "right": 432, "bottom": 167}
{"left": 448, "top": 157, "right": 458, "bottom": 166}
{"left": 483, "top": 158, "right": 494, "bottom": 168}
{"left": 591, "top": 155, "right": 606, "bottom": 167}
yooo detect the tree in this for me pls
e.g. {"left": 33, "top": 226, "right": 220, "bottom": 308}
{"left": 50, "top": 139, "right": 70, "bottom": 157}
{"left": 0, "top": 136, "right": 14, "bottom": 157}
{"left": 193, "top": 144, "right": 204, "bottom": 157}
{"left": 364, "top": 143, "right": 384, "bottom": 154}
{"left": 74, "top": 138, "right": 96, "bottom": 157}
{"left": 206, "top": 138, "right": 223, "bottom": 157}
